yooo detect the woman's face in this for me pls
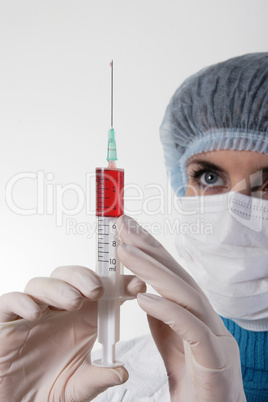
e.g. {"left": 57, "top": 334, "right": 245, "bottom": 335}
{"left": 186, "top": 150, "right": 268, "bottom": 199}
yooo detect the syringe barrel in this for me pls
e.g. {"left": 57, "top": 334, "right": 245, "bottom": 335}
{"left": 95, "top": 167, "right": 124, "bottom": 367}
{"left": 95, "top": 167, "right": 124, "bottom": 297}
{"left": 96, "top": 168, "right": 124, "bottom": 218}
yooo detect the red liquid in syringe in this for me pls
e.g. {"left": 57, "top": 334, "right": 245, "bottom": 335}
{"left": 96, "top": 168, "right": 124, "bottom": 218}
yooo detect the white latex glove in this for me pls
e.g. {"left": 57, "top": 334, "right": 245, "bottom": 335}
{"left": 0, "top": 265, "right": 145, "bottom": 402}
{"left": 117, "top": 215, "right": 246, "bottom": 402}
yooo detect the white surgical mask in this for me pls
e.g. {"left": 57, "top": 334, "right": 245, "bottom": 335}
{"left": 175, "top": 191, "right": 268, "bottom": 332}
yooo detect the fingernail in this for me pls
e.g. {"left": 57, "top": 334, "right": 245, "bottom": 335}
{"left": 113, "top": 367, "right": 128, "bottom": 384}
{"left": 86, "top": 274, "right": 103, "bottom": 288}
{"left": 71, "top": 296, "right": 84, "bottom": 309}
{"left": 90, "top": 286, "right": 104, "bottom": 300}
{"left": 116, "top": 215, "right": 126, "bottom": 235}
{"left": 129, "top": 277, "right": 146, "bottom": 293}
{"left": 79, "top": 274, "right": 103, "bottom": 297}
{"left": 117, "top": 215, "right": 140, "bottom": 236}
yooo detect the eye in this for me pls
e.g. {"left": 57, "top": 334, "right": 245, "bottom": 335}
{"left": 199, "top": 171, "right": 224, "bottom": 187}
{"left": 187, "top": 164, "right": 228, "bottom": 194}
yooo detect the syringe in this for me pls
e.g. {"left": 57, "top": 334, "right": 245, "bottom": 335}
{"left": 93, "top": 61, "right": 125, "bottom": 368}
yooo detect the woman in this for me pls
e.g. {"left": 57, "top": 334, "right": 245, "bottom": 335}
{"left": 0, "top": 53, "right": 267, "bottom": 401}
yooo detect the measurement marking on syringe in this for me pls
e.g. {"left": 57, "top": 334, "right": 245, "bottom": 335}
{"left": 94, "top": 62, "right": 125, "bottom": 368}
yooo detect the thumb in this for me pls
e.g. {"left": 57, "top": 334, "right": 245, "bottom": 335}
{"left": 66, "top": 364, "right": 129, "bottom": 401}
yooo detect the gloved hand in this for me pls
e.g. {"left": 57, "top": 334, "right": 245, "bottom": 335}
{"left": 0, "top": 265, "right": 145, "bottom": 402}
{"left": 117, "top": 215, "right": 246, "bottom": 402}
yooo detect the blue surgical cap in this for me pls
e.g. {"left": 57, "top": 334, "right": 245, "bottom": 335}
{"left": 160, "top": 53, "right": 268, "bottom": 196}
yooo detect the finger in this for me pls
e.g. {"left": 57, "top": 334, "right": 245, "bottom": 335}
{"left": 24, "top": 277, "right": 86, "bottom": 311}
{"left": 146, "top": 312, "right": 186, "bottom": 377}
{"left": 0, "top": 292, "right": 42, "bottom": 322}
{"left": 117, "top": 215, "right": 162, "bottom": 247}
{"left": 118, "top": 243, "right": 207, "bottom": 313}
{"left": 118, "top": 243, "right": 225, "bottom": 334}
{"left": 124, "top": 275, "right": 146, "bottom": 296}
{"left": 66, "top": 364, "right": 129, "bottom": 401}
{"left": 50, "top": 266, "right": 104, "bottom": 300}
{"left": 51, "top": 266, "right": 145, "bottom": 300}
{"left": 117, "top": 215, "right": 201, "bottom": 291}
{"left": 137, "top": 293, "right": 229, "bottom": 370}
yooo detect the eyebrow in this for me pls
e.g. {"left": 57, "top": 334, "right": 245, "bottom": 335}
{"left": 187, "top": 159, "right": 268, "bottom": 175}
{"left": 186, "top": 159, "right": 223, "bottom": 171}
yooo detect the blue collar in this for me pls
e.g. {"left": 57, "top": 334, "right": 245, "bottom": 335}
{"left": 221, "top": 317, "right": 268, "bottom": 401}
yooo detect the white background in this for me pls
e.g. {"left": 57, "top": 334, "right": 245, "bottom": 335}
{"left": 0, "top": 0, "right": 268, "bottom": 346}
